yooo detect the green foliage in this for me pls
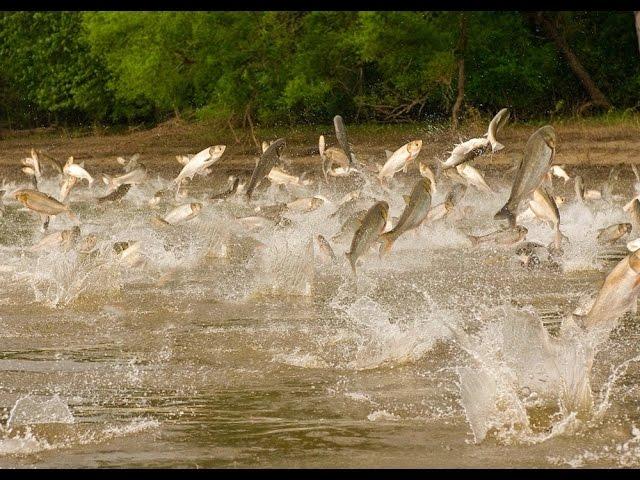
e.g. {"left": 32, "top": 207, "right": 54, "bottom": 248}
{"left": 0, "top": 11, "right": 638, "bottom": 128}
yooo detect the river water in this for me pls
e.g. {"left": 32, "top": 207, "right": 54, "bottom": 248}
{"left": 0, "top": 157, "right": 639, "bottom": 468}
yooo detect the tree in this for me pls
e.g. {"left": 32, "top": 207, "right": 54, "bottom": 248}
{"left": 528, "top": 11, "right": 612, "bottom": 113}
{"left": 451, "top": 13, "right": 467, "bottom": 130}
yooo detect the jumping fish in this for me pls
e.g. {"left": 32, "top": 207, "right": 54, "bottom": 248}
{"left": 102, "top": 165, "right": 147, "bottom": 192}
{"left": 97, "top": 183, "right": 132, "bottom": 203}
{"left": 597, "top": 223, "right": 632, "bottom": 245}
{"left": 316, "top": 234, "right": 337, "bottom": 262}
{"left": 629, "top": 198, "right": 640, "bottom": 231}
{"left": 494, "top": 126, "right": 556, "bottom": 226}
{"left": 456, "top": 164, "right": 493, "bottom": 194}
{"left": 485, "top": 108, "right": 510, "bottom": 153}
{"left": 14, "top": 189, "right": 76, "bottom": 221}
{"left": 579, "top": 249, "right": 640, "bottom": 332}
{"left": 155, "top": 203, "right": 202, "bottom": 226}
{"left": 378, "top": 140, "right": 423, "bottom": 185}
{"left": 334, "top": 115, "right": 354, "bottom": 165}
{"left": 173, "top": 145, "right": 226, "bottom": 186}
{"left": 441, "top": 137, "right": 490, "bottom": 170}
{"left": 379, "top": 178, "right": 432, "bottom": 255}
{"left": 287, "top": 196, "right": 324, "bottom": 213}
{"left": 319, "top": 135, "right": 351, "bottom": 182}
{"left": 529, "top": 186, "right": 566, "bottom": 251}
{"left": 246, "top": 138, "right": 286, "bottom": 199}
{"left": 331, "top": 209, "right": 368, "bottom": 242}
{"left": 59, "top": 175, "right": 78, "bottom": 203}
{"left": 345, "top": 201, "right": 389, "bottom": 275}
{"left": 467, "top": 225, "right": 528, "bottom": 246}
{"left": 63, "top": 157, "right": 94, "bottom": 185}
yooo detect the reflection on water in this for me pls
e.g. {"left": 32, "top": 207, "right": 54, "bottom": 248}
{"left": 0, "top": 162, "right": 640, "bottom": 467}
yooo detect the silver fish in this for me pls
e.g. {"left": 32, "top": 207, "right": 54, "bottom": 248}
{"left": 316, "top": 234, "right": 336, "bottom": 262}
{"left": 345, "top": 201, "right": 389, "bottom": 275}
{"left": 467, "top": 225, "right": 528, "bottom": 246}
{"left": 597, "top": 223, "right": 632, "bottom": 245}
{"left": 580, "top": 249, "right": 640, "bottom": 331}
{"left": 246, "top": 138, "right": 286, "bottom": 199}
{"left": 486, "top": 108, "right": 510, "bottom": 153}
{"left": 98, "top": 183, "right": 132, "bottom": 203}
{"left": 334, "top": 115, "right": 354, "bottom": 165}
{"left": 379, "top": 178, "right": 432, "bottom": 255}
{"left": 494, "top": 125, "right": 556, "bottom": 226}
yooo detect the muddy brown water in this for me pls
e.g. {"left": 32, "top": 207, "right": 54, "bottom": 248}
{"left": 1, "top": 138, "right": 640, "bottom": 467}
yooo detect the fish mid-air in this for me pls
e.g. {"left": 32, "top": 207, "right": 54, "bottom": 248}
{"left": 467, "top": 225, "right": 528, "bottom": 246}
{"left": 485, "top": 108, "right": 510, "bottom": 153}
{"left": 154, "top": 203, "right": 203, "bottom": 226}
{"left": 345, "top": 201, "right": 389, "bottom": 275}
{"left": 578, "top": 249, "right": 640, "bottom": 332}
{"left": 379, "top": 178, "right": 432, "bottom": 255}
{"left": 597, "top": 223, "right": 632, "bottom": 245}
{"left": 333, "top": 115, "right": 355, "bottom": 166}
{"left": 494, "top": 125, "right": 556, "bottom": 227}
{"left": 14, "top": 189, "right": 77, "bottom": 229}
{"left": 529, "top": 186, "right": 566, "bottom": 251}
{"left": 319, "top": 135, "right": 351, "bottom": 181}
{"left": 440, "top": 137, "right": 490, "bottom": 170}
{"left": 245, "top": 138, "right": 286, "bottom": 200}
{"left": 63, "top": 157, "right": 94, "bottom": 186}
{"left": 102, "top": 165, "right": 147, "bottom": 192}
{"left": 378, "top": 140, "right": 423, "bottom": 186}
{"left": 173, "top": 145, "right": 226, "bottom": 189}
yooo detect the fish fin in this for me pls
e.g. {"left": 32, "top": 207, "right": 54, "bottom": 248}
{"left": 385, "top": 150, "right": 393, "bottom": 159}
{"left": 402, "top": 164, "right": 408, "bottom": 174}
{"left": 402, "top": 195, "right": 411, "bottom": 205}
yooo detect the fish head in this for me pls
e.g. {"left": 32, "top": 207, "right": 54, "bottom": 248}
{"left": 190, "top": 203, "right": 203, "bottom": 214}
{"left": 212, "top": 145, "right": 226, "bottom": 158}
{"left": 311, "top": 197, "right": 324, "bottom": 209}
{"left": 407, "top": 140, "right": 423, "bottom": 157}
{"left": 516, "top": 225, "right": 529, "bottom": 237}
{"left": 555, "top": 196, "right": 566, "bottom": 205}
{"left": 621, "top": 223, "right": 633, "bottom": 234}
{"left": 14, "top": 190, "right": 29, "bottom": 203}
{"left": 538, "top": 126, "right": 557, "bottom": 151}
{"left": 21, "top": 167, "right": 35, "bottom": 176}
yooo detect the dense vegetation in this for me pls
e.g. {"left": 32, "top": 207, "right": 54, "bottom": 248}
{"left": 0, "top": 11, "right": 638, "bottom": 130}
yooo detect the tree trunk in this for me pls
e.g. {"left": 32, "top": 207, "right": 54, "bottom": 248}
{"left": 451, "top": 12, "right": 468, "bottom": 130}
{"left": 635, "top": 11, "right": 640, "bottom": 55}
{"left": 532, "top": 12, "right": 611, "bottom": 110}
